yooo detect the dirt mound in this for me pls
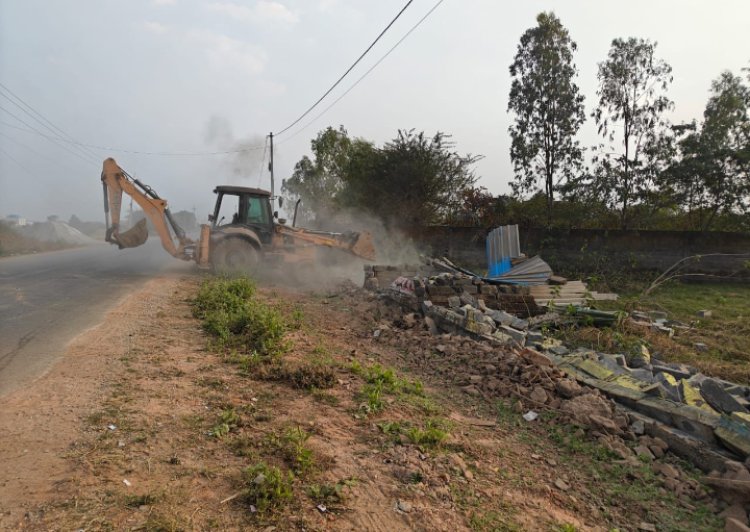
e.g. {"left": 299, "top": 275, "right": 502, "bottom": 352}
{"left": 19, "top": 221, "right": 97, "bottom": 245}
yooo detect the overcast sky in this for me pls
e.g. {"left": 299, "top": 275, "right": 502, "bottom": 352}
{"left": 1, "top": 0, "right": 749, "bottom": 222}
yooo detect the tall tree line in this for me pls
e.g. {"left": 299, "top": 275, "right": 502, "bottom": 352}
{"left": 508, "top": 11, "right": 750, "bottom": 231}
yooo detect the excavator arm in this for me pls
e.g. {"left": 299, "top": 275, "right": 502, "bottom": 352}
{"left": 101, "top": 158, "right": 194, "bottom": 260}
{"left": 275, "top": 224, "right": 376, "bottom": 261}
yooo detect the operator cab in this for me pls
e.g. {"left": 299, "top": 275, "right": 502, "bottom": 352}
{"left": 209, "top": 185, "right": 274, "bottom": 244}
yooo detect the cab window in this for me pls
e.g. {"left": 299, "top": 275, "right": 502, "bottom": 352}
{"left": 247, "top": 196, "right": 270, "bottom": 224}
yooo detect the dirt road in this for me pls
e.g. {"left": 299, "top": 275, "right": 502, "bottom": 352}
{"left": 0, "top": 275, "right": 724, "bottom": 531}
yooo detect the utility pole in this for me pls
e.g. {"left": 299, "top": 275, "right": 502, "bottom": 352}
{"left": 268, "top": 132, "right": 274, "bottom": 198}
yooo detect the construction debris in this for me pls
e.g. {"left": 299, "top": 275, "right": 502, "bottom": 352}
{"left": 363, "top": 258, "right": 750, "bottom": 482}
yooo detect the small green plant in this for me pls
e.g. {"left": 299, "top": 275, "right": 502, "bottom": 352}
{"left": 405, "top": 419, "right": 449, "bottom": 448}
{"left": 241, "top": 462, "right": 294, "bottom": 513}
{"left": 266, "top": 426, "right": 315, "bottom": 474}
{"left": 351, "top": 362, "right": 424, "bottom": 415}
{"left": 307, "top": 479, "right": 356, "bottom": 505}
{"left": 209, "top": 407, "right": 240, "bottom": 439}
{"left": 377, "top": 420, "right": 403, "bottom": 436}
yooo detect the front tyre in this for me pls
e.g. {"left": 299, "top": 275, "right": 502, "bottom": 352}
{"left": 211, "top": 238, "right": 260, "bottom": 276}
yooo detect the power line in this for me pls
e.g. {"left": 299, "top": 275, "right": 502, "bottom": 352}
{"left": 0, "top": 105, "right": 99, "bottom": 165}
{"left": 0, "top": 82, "right": 101, "bottom": 162}
{"left": 0, "top": 119, "right": 266, "bottom": 156}
{"left": 277, "top": 0, "right": 445, "bottom": 145}
{"left": 0, "top": 130, "right": 82, "bottom": 173}
{"left": 274, "top": 0, "right": 414, "bottom": 136}
{"left": 0, "top": 146, "right": 43, "bottom": 180}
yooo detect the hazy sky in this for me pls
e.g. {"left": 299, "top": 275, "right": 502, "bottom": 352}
{"left": 1, "top": 0, "right": 749, "bottom": 222}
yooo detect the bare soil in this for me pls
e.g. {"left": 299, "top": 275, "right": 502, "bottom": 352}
{"left": 0, "top": 276, "right": 724, "bottom": 531}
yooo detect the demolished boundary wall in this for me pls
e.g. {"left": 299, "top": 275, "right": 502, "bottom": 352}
{"left": 364, "top": 264, "right": 750, "bottom": 485}
{"left": 410, "top": 226, "right": 750, "bottom": 277}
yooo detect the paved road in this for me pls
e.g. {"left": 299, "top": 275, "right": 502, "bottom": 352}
{"left": 0, "top": 242, "right": 195, "bottom": 397}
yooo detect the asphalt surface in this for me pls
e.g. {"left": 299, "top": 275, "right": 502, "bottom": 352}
{"left": 0, "top": 241, "right": 195, "bottom": 397}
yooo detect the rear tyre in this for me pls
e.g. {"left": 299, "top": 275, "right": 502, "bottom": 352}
{"left": 211, "top": 238, "right": 260, "bottom": 276}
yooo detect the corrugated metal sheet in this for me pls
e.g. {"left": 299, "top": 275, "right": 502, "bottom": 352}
{"left": 494, "top": 255, "right": 552, "bottom": 285}
{"left": 486, "top": 224, "right": 520, "bottom": 277}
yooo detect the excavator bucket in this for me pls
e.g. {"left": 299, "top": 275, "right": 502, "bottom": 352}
{"left": 115, "top": 218, "right": 149, "bottom": 249}
{"left": 350, "top": 231, "right": 376, "bottom": 261}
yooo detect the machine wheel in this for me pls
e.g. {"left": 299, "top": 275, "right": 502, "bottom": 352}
{"left": 211, "top": 238, "right": 260, "bottom": 276}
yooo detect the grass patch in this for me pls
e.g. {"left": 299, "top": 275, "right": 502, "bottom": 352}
{"left": 351, "top": 362, "right": 425, "bottom": 415}
{"left": 405, "top": 419, "right": 449, "bottom": 448}
{"left": 209, "top": 407, "right": 241, "bottom": 439}
{"left": 193, "top": 277, "right": 287, "bottom": 358}
{"left": 266, "top": 426, "right": 315, "bottom": 475}
{"left": 241, "top": 462, "right": 294, "bottom": 514}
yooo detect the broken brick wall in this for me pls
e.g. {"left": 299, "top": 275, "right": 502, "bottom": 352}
{"left": 409, "top": 226, "right": 750, "bottom": 278}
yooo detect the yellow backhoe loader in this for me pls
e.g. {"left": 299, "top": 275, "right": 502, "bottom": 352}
{"left": 100, "top": 158, "right": 375, "bottom": 271}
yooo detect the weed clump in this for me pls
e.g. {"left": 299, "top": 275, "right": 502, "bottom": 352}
{"left": 351, "top": 362, "right": 424, "bottom": 415}
{"left": 193, "top": 277, "right": 287, "bottom": 357}
{"left": 266, "top": 426, "right": 315, "bottom": 474}
{"left": 241, "top": 462, "right": 294, "bottom": 513}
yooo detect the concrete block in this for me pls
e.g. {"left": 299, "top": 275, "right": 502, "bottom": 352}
{"left": 486, "top": 309, "right": 514, "bottom": 326}
{"left": 701, "top": 378, "right": 749, "bottom": 415}
{"left": 526, "top": 331, "right": 544, "bottom": 344}
{"left": 652, "top": 362, "right": 694, "bottom": 380}
{"left": 696, "top": 309, "right": 713, "bottom": 319}
{"left": 549, "top": 345, "right": 569, "bottom": 356}
{"left": 574, "top": 358, "right": 614, "bottom": 381}
{"left": 447, "top": 296, "right": 461, "bottom": 309}
{"left": 499, "top": 325, "right": 526, "bottom": 344}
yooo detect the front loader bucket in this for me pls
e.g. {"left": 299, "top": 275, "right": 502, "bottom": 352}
{"left": 116, "top": 218, "right": 149, "bottom": 249}
{"left": 350, "top": 231, "right": 376, "bottom": 261}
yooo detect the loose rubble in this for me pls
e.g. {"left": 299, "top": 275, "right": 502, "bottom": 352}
{"left": 364, "top": 260, "right": 750, "bottom": 527}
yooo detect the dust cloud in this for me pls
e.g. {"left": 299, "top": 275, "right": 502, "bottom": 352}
{"left": 254, "top": 209, "right": 423, "bottom": 292}
{"left": 203, "top": 115, "right": 267, "bottom": 186}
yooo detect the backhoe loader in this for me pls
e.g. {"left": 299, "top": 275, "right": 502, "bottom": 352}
{"left": 100, "top": 158, "right": 375, "bottom": 271}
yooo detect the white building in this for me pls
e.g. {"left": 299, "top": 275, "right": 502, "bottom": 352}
{"left": 5, "top": 214, "right": 27, "bottom": 226}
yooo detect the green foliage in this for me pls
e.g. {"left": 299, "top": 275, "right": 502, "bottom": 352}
{"left": 405, "top": 419, "right": 449, "bottom": 448}
{"left": 307, "top": 479, "right": 356, "bottom": 505}
{"left": 266, "top": 427, "right": 315, "bottom": 474}
{"left": 508, "top": 12, "right": 586, "bottom": 226}
{"left": 589, "top": 37, "right": 674, "bottom": 229}
{"left": 193, "top": 277, "right": 256, "bottom": 319}
{"left": 668, "top": 71, "right": 750, "bottom": 231}
{"left": 193, "top": 277, "right": 287, "bottom": 357}
{"left": 351, "top": 362, "right": 425, "bottom": 415}
{"left": 241, "top": 462, "right": 294, "bottom": 513}
{"left": 284, "top": 127, "right": 480, "bottom": 229}
{"left": 209, "top": 407, "right": 241, "bottom": 439}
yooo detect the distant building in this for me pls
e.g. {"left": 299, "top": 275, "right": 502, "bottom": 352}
{"left": 5, "top": 214, "right": 27, "bottom": 226}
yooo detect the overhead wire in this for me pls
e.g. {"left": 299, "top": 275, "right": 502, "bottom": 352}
{"left": 0, "top": 104, "right": 99, "bottom": 165}
{"left": 0, "top": 146, "right": 43, "bottom": 179}
{"left": 273, "top": 0, "right": 414, "bottom": 136}
{"left": 277, "top": 0, "right": 445, "bottom": 146}
{"left": 0, "top": 118, "right": 266, "bottom": 156}
{"left": 0, "top": 130, "right": 81, "bottom": 173}
{"left": 0, "top": 82, "right": 102, "bottom": 162}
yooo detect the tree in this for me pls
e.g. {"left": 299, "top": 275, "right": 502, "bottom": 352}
{"left": 281, "top": 126, "right": 368, "bottom": 224}
{"left": 508, "top": 12, "right": 585, "bottom": 226}
{"left": 592, "top": 38, "right": 673, "bottom": 229}
{"left": 670, "top": 71, "right": 750, "bottom": 230}
{"left": 339, "top": 130, "right": 481, "bottom": 228}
